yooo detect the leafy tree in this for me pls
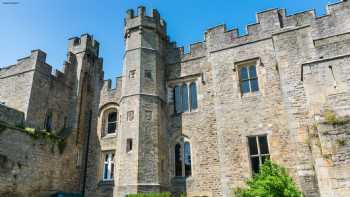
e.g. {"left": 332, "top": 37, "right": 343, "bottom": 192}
{"left": 234, "top": 160, "right": 302, "bottom": 197}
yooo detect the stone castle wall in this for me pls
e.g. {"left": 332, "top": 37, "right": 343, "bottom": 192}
{"left": 0, "top": 105, "right": 80, "bottom": 197}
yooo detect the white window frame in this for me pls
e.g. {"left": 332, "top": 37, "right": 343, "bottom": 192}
{"left": 102, "top": 152, "right": 115, "bottom": 181}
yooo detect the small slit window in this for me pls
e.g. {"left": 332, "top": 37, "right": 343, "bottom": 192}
{"left": 127, "top": 138, "right": 133, "bottom": 152}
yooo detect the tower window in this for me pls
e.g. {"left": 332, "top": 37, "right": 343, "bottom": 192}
{"left": 175, "top": 143, "right": 182, "bottom": 176}
{"left": 248, "top": 135, "right": 270, "bottom": 174}
{"left": 239, "top": 64, "right": 259, "bottom": 94}
{"left": 127, "top": 111, "right": 134, "bottom": 121}
{"left": 129, "top": 70, "right": 136, "bottom": 79}
{"left": 145, "top": 70, "right": 152, "bottom": 80}
{"left": 127, "top": 139, "right": 133, "bottom": 152}
{"left": 102, "top": 151, "right": 115, "bottom": 181}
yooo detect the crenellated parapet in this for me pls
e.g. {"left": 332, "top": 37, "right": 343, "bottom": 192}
{"left": 68, "top": 33, "right": 100, "bottom": 57}
{"left": 165, "top": 0, "right": 350, "bottom": 62}
{"left": 124, "top": 6, "right": 168, "bottom": 40}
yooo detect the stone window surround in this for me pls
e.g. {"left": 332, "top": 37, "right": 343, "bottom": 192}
{"left": 98, "top": 103, "right": 119, "bottom": 139}
{"left": 101, "top": 150, "right": 115, "bottom": 181}
{"left": 171, "top": 136, "right": 193, "bottom": 178}
{"left": 167, "top": 75, "right": 200, "bottom": 114}
{"left": 247, "top": 134, "right": 270, "bottom": 175}
{"left": 102, "top": 109, "right": 118, "bottom": 137}
{"left": 233, "top": 57, "right": 262, "bottom": 97}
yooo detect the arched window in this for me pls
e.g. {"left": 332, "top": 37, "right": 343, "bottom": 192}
{"left": 190, "top": 82, "right": 197, "bottom": 110}
{"left": 184, "top": 142, "right": 192, "bottom": 177}
{"left": 182, "top": 84, "right": 189, "bottom": 112}
{"left": 101, "top": 108, "right": 118, "bottom": 137}
{"left": 107, "top": 111, "right": 117, "bottom": 134}
{"left": 174, "top": 85, "right": 181, "bottom": 113}
{"left": 175, "top": 143, "right": 182, "bottom": 176}
{"left": 174, "top": 140, "right": 192, "bottom": 177}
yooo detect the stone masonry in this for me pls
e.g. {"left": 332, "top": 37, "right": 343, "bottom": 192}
{"left": 1, "top": 1, "right": 350, "bottom": 197}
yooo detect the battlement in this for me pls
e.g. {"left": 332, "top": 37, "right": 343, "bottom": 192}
{"left": 102, "top": 76, "right": 122, "bottom": 91}
{"left": 68, "top": 33, "right": 100, "bottom": 56}
{"left": 165, "top": 0, "right": 350, "bottom": 62}
{"left": 124, "top": 6, "right": 167, "bottom": 38}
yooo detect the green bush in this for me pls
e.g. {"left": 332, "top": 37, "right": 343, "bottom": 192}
{"left": 126, "top": 192, "right": 171, "bottom": 197}
{"left": 234, "top": 160, "right": 302, "bottom": 197}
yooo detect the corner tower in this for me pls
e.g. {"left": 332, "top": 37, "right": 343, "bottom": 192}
{"left": 116, "top": 6, "right": 169, "bottom": 196}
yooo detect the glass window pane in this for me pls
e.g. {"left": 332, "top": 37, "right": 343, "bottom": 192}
{"left": 184, "top": 142, "right": 192, "bottom": 177}
{"left": 248, "top": 137, "right": 258, "bottom": 155}
{"left": 258, "top": 136, "right": 269, "bottom": 154}
{"left": 175, "top": 144, "right": 182, "bottom": 176}
{"left": 107, "top": 123, "right": 116, "bottom": 133}
{"left": 182, "top": 84, "right": 189, "bottom": 112}
{"left": 174, "top": 86, "right": 182, "bottom": 113}
{"left": 249, "top": 65, "right": 257, "bottom": 78}
{"left": 241, "top": 81, "right": 250, "bottom": 93}
{"left": 240, "top": 67, "right": 248, "bottom": 80}
{"left": 262, "top": 155, "right": 270, "bottom": 164}
{"left": 251, "top": 157, "right": 260, "bottom": 174}
{"left": 108, "top": 112, "right": 117, "bottom": 122}
{"left": 190, "top": 82, "right": 198, "bottom": 110}
{"left": 104, "top": 164, "right": 108, "bottom": 179}
{"left": 250, "top": 79, "right": 259, "bottom": 92}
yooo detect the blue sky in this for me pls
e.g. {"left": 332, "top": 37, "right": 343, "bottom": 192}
{"left": 0, "top": 0, "right": 338, "bottom": 81}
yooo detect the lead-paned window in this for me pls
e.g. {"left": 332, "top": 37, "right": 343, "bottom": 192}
{"left": 102, "top": 152, "right": 115, "bottom": 181}
{"left": 173, "top": 81, "right": 198, "bottom": 114}
{"left": 190, "top": 82, "right": 197, "bottom": 110}
{"left": 239, "top": 65, "right": 259, "bottom": 94}
{"left": 248, "top": 135, "right": 270, "bottom": 174}
{"left": 182, "top": 84, "right": 189, "bottom": 112}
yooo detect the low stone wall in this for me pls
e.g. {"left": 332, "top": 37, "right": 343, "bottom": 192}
{"left": 0, "top": 121, "right": 80, "bottom": 197}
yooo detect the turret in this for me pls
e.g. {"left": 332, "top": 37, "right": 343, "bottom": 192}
{"left": 115, "top": 6, "right": 169, "bottom": 197}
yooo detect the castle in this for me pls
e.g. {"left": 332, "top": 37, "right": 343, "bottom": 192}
{"left": 1, "top": 1, "right": 350, "bottom": 197}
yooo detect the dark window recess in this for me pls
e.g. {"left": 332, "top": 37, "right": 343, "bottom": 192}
{"left": 248, "top": 135, "right": 270, "bottom": 174}
{"left": 127, "top": 139, "right": 133, "bottom": 152}
{"left": 129, "top": 70, "right": 136, "bottom": 79}
{"left": 175, "top": 143, "right": 182, "bottom": 176}
{"left": 107, "top": 112, "right": 117, "bottom": 134}
{"left": 174, "top": 86, "right": 182, "bottom": 113}
{"left": 44, "top": 112, "right": 53, "bottom": 132}
{"left": 145, "top": 70, "right": 152, "bottom": 80}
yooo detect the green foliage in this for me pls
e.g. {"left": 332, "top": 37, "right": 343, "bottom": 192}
{"left": 0, "top": 121, "right": 66, "bottom": 154}
{"left": 336, "top": 139, "right": 346, "bottom": 146}
{"left": 323, "top": 110, "right": 350, "bottom": 126}
{"left": 234, "top": 160, "right": 302, "bottom": 197}
{"left": 180, "top": 193, "right": 187, "bottom": 197}
{"left": 126, "top": 192, "right": 171, "bottom": 197}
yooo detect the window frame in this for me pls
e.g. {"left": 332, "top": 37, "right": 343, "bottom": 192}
{"left": 173, "top": 137, "right": 192, "bottom": 178}
{"left": 102, "top": 151, "right": 115, "bottom": 181}
{"left": 247, "top": 135, "right": 270, "bottom": 175}
{"left": 234, "top": 58, "right": 261, "bottom": 96}
{"left": 173, "top": 80, "right": 198, "bottom": 114}
{"left": 106, "top": 111, "right": 118, "bottom": 135}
